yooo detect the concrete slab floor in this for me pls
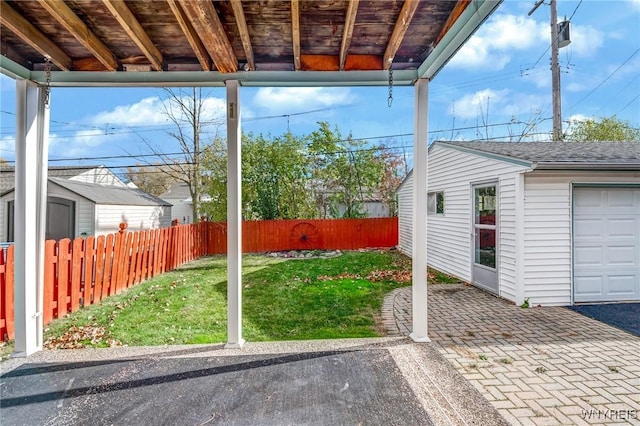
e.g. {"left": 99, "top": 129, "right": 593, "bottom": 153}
{"left": 0, "top": 338, "right": 507, "bottom": 426}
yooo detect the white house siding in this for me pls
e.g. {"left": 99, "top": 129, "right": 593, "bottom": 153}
{"left": 95, "top": 204, "right": 171, "bottom": 236}
{"left": 0, "top": 198, "right": 6, "bottom": 242}
{"left": 523, "top": 171, "right": 640, "bottom": 306}
{"left": 164, "top": 197, "right": 193, "bottom": 224}
{"left": 398, "top": 145, "right": 527, "bottom": 301}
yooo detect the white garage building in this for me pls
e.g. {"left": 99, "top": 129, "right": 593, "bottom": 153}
{"left": 397, "top": 141, "right": 640, "bottom": 306}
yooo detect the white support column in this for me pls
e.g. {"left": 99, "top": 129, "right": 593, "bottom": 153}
{"left": 225, "top": 80, "right": 244, "bottom": 348}
{"left": 411, "top": 78, "right": 430, "bottom": 343}
{"left": 13, "top": 80, "right": 49, "bottom": 357}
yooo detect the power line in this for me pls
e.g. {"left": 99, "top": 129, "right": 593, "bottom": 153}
{"left": 568, "top": 48, "right": 640, "bottom": 110}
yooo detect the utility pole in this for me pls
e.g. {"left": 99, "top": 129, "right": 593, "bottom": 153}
{"left": 549, "top": 0, "right": 562, "bottom": 140}
{"left": 529, "top": 0, "right": 563, "bottom": 141}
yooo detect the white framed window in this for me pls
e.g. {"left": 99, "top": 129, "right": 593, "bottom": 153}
{"left": 427, "top": 191, "right": 444, "bottom": 215}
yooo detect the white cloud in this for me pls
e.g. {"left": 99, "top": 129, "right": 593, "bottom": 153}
{"left": 566, "top": 24, "right": 604, "bottom": 57}
{"left": 252, "top": 87, "right": 354, "bottom": 114}
{"left": 450, "top": 88, "right": 510, "bottom": 119}
{"left": 448, "top": 14, "right": 547, "bottom": 70}
{"left": 50, "top": 94, "right": 227, "bottom": 157}
{"left": 629, "top": 0, "right": 640, "bottom": 11}
{"left": 448, "top": 88, "right": 549, "bottom": 124}
{"left": 0, "top": 135, "right": 15, "bottom": 155}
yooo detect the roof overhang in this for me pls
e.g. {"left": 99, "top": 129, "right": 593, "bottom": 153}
{"left": 1, "top": 0, "right": 502, "bottom": 88}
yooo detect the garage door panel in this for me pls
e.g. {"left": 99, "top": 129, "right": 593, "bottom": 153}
{"left": 574, "top": 276, "right": 603, "bottom": 300}
{"left": 608, "top": 218, "right": 637, "bottom": 238}
{"left": 608, "top": 275, "right": 638, "bottom": 295}
{"left": 574, "top": 218, "right": 602, "bottom": 238}
{"left": 608, "top": 190, "right": 636, "bottom": 207}
{"left": 607, "top": 245, "right": 636, "bottom": 265}
{"left": 573, "top": 187, "right": 640, "bottom": 303}
{"left": 574, "top": 246, "right": 602, "bottom": 266}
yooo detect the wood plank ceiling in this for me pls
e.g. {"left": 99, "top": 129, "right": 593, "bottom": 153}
{"left": 0, "top": 0, "right": 469, "bottom": 74}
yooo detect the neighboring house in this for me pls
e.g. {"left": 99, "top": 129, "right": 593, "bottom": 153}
{"left": 159, "top": 182, "right": 195, "bottom": 224}
{"left": 397, "top": 141, "right": 640, "bottom": 306}
{"left": 1, "top": 176, "right": 171, "bottom": 242}
{"left": 332, "top": 196, "right": 391, "bottom": 218}
{"left": 0, "top": 164, "right": 129, "bottom": 192}
{"left": 159, "top": 182, "right": 212, "bottom": 224}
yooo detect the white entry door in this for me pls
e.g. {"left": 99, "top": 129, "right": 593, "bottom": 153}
{"left": 573, "top": 187, "right": 640, "bottom": 303}
{"left": 472, "top": 183, "right": 498, "bottom": 294}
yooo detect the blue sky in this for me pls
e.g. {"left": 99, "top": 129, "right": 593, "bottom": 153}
{"left": 1, "top": 0, "right": 639, "bottom": 172}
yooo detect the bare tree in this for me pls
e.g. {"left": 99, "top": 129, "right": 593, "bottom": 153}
{"left": 136, "top": 88, "right": 223, "bottom": 222}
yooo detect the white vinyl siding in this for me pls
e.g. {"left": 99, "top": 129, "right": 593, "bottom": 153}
{"left": 95, "top": 204, "right": 171, "bottom": 236}
{"left": 397, "top": 175, "right": 413, "bottom": 256}
{"left": 0, "top": 197, "right": 6, "bottom": 242}
{"left": 522, "top": 171, "right": 640, "bottom": 306}
{"left": 398, "top": 144, "right": 527, "bottom": 299}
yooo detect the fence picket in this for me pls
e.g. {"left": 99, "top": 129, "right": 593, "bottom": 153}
{"left": 83, "top": 237, "right": 95, "bottom": 306}
{"left": 94, "top": 235, "right": 106, "bottom": 303}
{"left": 57, "top": 239, "right": 71, "bottom": 318}
{"left": 70, "top": 238, "right": 84, "bottom": 312}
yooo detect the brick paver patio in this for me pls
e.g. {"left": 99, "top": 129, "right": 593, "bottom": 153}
{"left": 383, "top": 284, "right": 640, "bottom": 425}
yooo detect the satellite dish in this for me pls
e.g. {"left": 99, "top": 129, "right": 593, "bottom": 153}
{"left": 558, "top": 20, "right": 571, "bottom": 48}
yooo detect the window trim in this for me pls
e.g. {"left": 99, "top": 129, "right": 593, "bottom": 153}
{"left": 427, "top": 191, "right": 444, "bottom": 215}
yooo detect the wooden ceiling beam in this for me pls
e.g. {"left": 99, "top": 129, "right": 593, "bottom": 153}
{"left": 383, "top": 0, "right": 419, "bottom": 70}
{"left": 339, "top": 0, "right": 360, "bottom": 71}
{"left": 40, "top": 0, "right": 119, "bottom": 71}
{"left": 166, "top": 0, "right": 211, "bottom": 71}
{"left": 0, "top": 0, "right": 72, "bottom": 70}
{"left": 291, "top": 0, "right": 301, "bottom": 71}
{"left": 101, "top": 0, "right": 164, "bottom": 71}
{"left": 177, "top": 0, "right": 237, "bottom": 73}
{"left": 230, "top": 0, "right": 255, "bottom": 71}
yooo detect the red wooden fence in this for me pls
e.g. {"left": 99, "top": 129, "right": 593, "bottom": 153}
{"left": 0, "top": 217, "right": 397, "bottom": 341}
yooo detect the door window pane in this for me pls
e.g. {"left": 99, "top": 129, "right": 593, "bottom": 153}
{"left": 475, "top": 186, "right": 496, "bottom": 225}
{"left": 475, "top": 228, "right": 496, "bottom": 268}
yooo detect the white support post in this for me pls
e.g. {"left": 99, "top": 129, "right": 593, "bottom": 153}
{"left": 225, "top": 80, "right": 244, "bottom": 348}
{"left": 13, "top": 80, "right": 49, "bottom": 357}
{"left": 411, "top": 78, "right": 430, "bottom": 343}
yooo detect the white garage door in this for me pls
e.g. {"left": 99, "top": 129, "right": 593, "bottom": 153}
{"left": 573, "top": 187, "right": 640, "bottom": 303}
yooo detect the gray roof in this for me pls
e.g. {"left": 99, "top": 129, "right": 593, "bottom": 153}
{"left": 0, "top": 165, "right": 106, "bottom": 192}
{"left": 2, "top": 177, "right": 171, "bottom": 206}
{"left": 51, "top": 178, "right": 171, "bottom": 206}
{"left": 159, "top": 182, "right": 191, "bottom": 199}
{"left": 435, "top": 141, "right": 640, "bottom": 169}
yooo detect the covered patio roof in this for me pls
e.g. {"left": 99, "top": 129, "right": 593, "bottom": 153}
{"left": 1, "top": 0, "right": 500, "bottom": 86}
{"left": 1, "top": 0, "right": 503, "bottom": 356}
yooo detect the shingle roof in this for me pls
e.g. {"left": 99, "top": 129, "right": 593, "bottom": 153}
{"left": 0, "top": 165, "right": 107, "bottom": 192}
{"left": 1, "top": 177, "right": 171, "bottom": 206}
{"left": 50, "top": 178, "right": 171, "bottom": 206}
{"left": 435, "top": 141, "right": 640, "bottom": 169}
{"left": 159, "top": 182, "right": 191, "bottom": 200}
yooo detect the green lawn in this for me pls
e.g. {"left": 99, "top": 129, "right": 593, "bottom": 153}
{"left": 38, "top": 250, "right": 416, "bottom": 348}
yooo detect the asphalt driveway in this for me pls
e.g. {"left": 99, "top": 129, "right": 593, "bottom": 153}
{"left": 1, "top": 338, "right": 506, "bottom": 426}
{"left": 568, "top": 303, "right": 640, "bottom": 337}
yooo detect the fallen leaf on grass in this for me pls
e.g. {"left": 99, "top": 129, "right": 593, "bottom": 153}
{"left": 44, "top": 325, "right": 122, "bottom": 350}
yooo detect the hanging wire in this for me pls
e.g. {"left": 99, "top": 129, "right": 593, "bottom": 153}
{"left": 43, "top": 55, "right": 52, "bottom": 109}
